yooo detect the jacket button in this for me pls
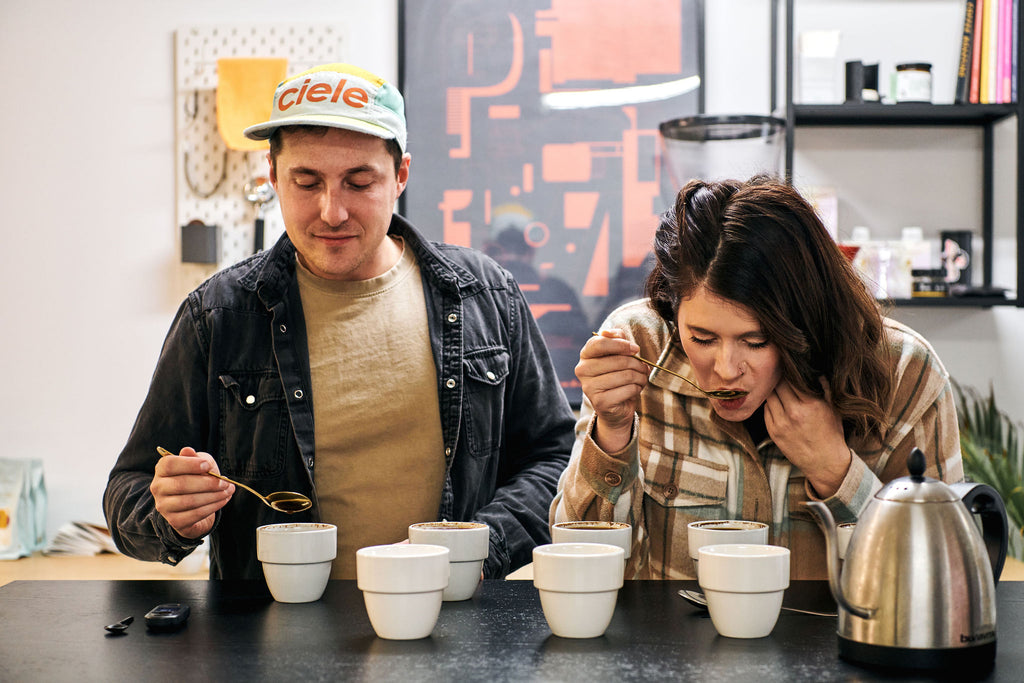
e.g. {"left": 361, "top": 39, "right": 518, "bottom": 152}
{"left": 664, "top": 484, "right": 678, "bottom": 498}
{"left": 447, "top": 313, "right": 458, "bottom": 323}
{"left": 445, "top": 447, "right": 452, "bottom": 456}
{"left": 245, "top": 395, "right": 255, "bottom": 405}
{"left": 293, "top": 389, "right": 304, "bottom": 400}
{"left": 486, "top": 371, "right": 496, "bottom": 380}
{"left": 279, "top": 324, "right": 287, "bottom": 333}
{"left": 445, "top": 378, "right": 456, "bottom": 389}
{"left": 604, "top": 472, "right": 622, "bottom": 486}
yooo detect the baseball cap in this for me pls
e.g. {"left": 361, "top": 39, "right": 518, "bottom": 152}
{"left": 243, "top": 63, "right": 407, "bottom": 152}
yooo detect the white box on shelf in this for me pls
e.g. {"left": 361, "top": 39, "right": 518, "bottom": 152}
{"left": 797, "top": 30, "right": 842, "bottom": 104}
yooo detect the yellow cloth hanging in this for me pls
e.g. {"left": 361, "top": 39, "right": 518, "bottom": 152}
{"left": 216, "top": 57, "right": 289, "bottom": 151}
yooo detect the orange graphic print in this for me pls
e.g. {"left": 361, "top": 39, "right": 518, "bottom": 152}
{"left": 404, "top": 0, "right": 701, "bottom": 403}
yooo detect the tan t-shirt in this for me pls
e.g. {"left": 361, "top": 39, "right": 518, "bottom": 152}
{"left": 296, "top": 237, "right": 445, "bottom": 578}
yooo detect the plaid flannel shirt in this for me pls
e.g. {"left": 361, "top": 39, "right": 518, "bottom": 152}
{"left": 551, "top": 299, "right": 963, "bottom": 579}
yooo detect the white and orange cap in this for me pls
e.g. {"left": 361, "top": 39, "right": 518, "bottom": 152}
{"left": 243, "top": 63, "right": 407, "bottom": 152}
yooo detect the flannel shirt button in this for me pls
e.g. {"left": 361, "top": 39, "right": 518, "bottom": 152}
{"left": 603, "top": 472, "right": 622, "bottom": 487}
{"left": 664, "top": 484, "right": 678, "bottom": 498}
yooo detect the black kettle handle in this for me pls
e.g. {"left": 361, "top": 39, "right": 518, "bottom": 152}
{"left": 950, "top": 482, "right": 1008, "bottom": 584}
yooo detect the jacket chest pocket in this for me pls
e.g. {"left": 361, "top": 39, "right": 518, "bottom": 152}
{"left": 218, "top": 371, "right": 290, "bottom": 478}
{"left": 641, "top": 442, "right": 730, "bottom": 510}
{"left": 461, "top": 348, "right": 509, "bottom": 456}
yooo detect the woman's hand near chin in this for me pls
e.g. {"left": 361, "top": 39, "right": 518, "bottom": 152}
{"left": 764, "top": 379, "right": 851, "bottom": 498}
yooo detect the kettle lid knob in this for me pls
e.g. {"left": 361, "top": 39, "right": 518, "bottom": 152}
{"left": 908, "top": 447, "right": 926, "bottom": 480}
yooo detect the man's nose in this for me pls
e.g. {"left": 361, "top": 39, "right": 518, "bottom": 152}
{"left": 321, "top": 188, "right": 348, "bottom": 226}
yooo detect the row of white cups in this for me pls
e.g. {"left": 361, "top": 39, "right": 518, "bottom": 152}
{"left": 254, "top": 519, "right": 856, "bottom": 641}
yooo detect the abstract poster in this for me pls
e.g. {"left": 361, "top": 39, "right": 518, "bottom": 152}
{"left": 401, "top": 0, "right": 701, "bottom": 405}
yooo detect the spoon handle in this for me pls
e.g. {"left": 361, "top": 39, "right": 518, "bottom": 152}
{"left": 678, "top": 589, "right": 836, "bottom": 617}
{"left": 156, "top": 447, "right": 271, "bottom": 507}
{"left": 633, "top": 354, "right": 707, "bottom": 393}
{"left": 590, "top": 331, "right": 712, "bottom": 395}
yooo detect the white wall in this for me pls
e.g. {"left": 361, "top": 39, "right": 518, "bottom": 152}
{"left": 0, "top": 0, "right": 397, "bottom": 540}
{"left": 1, "top": 0, "right": 1021, "bottom": 543}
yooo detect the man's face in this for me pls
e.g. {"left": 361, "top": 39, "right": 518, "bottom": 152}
{"left": 269, "top": 127, "right": 410, "bottom": 281}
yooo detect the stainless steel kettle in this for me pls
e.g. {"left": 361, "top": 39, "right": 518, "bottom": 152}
{"left": 805, "top": 447, "right": 1008, "bottom": 672}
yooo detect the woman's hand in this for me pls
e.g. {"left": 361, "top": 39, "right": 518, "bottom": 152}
{"left": 576, "top": 329, "right": 649, "bottom": 452}
{"left": 764, "top": 379, "right": 851, "bottom": 498}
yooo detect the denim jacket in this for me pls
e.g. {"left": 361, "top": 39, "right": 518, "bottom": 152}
{"left": 104, "top": 215, "right": 575, "bottom": 580}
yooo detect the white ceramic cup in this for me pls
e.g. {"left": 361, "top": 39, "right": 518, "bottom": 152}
{"left": 256, "top": 522, "right": 337, "bottom": 603}
{"left": 408, "top": 521, "right": 490, "bottom": 601}
{"left": 837, "top": 522, "right": 856, "bottom": 561}
{"left": 356, "top": 544, "right": 450, "bottom": 640}
{"left": 532, "top": 542, "right": 624, "bottom": 639}
{"left": 687, "top": 520, "right": 769, "bottom": 571}
{"left": 697, "top": 543, "right": 791, "bottom": 639}
{"left": 550, "top": 521, "right": 632, "bottom": 560}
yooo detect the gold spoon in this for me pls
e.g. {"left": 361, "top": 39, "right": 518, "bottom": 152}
{"left": 156, "top": 447, "right": 312, "bottom": 514}
{"left": 591, "top": 332, "right": 748, "bottom": 400}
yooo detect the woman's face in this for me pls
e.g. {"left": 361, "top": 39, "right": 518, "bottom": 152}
{"left": 676, "top": 285, "right": 784, "bottom": 421}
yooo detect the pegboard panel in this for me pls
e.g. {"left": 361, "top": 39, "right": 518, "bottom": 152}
{"left": 174, "top": 23, "right": 347, "bottom": 293}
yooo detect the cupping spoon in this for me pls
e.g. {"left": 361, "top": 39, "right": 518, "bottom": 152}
{"left": 590, "top": 332, "right": 748, "bottom": 399}
{"left": 104, "top": 616, "right": 134, "bottom": 634}
{"left": 156, "top": 447, "right": 312, "bottom": 514}
{"left": 678, "top": 588, "right": 836, "bottom": 617}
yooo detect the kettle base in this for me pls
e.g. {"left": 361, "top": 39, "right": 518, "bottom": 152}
{"left": 839, "top": 636, "right": 995, "bottom": 674}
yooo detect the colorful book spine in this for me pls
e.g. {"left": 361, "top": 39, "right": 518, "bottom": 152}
{"left": 1013, "top": 0, "right": 1019, "bottom": 101}
{"left": 999, "top": 0, "right": 1007, "bottom": 102}
{"left": 983, "top": 0, "right": 999, "bottom": 102}
{"left": 956, "top": 0, "right": 978, "bottom": 103}
{"left": 971, "top": 0, "right": 986, "bottom": 102}
{"left": 1007, "top": 0, "right": 1015, "bottom": 101}
{"left": 997, "top": 0, "right": 1006, "bottom": 102}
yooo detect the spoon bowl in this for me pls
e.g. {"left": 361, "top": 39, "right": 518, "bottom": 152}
{"left": 157, "top": 447, "right": 312, "bottom": 514}
{"left": 104, "top": 616, "right": 134, "bottom": 634}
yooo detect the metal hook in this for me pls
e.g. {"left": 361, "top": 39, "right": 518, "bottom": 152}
{"left": 183, "top": 148, "right": 228, "bottom": 199}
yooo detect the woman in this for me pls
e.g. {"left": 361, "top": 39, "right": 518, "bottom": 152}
{"left": 551, "top": 176, "right": 963, "bottom": 579}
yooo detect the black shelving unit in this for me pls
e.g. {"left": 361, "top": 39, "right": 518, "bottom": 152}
{"left": 780, "top": 0, "right": 1023, "bottom": 307}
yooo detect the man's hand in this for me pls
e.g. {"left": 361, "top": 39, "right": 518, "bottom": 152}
{"left": 152, "top": 447, "right": 233, "bottom": 539}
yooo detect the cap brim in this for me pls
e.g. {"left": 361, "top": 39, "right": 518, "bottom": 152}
{"left": 243, "top": 114, "right": 396, "bottom": 142}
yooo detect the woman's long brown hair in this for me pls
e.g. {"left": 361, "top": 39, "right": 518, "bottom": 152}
{"left": 645, "top": 175, "right": 894, "bottom": 439}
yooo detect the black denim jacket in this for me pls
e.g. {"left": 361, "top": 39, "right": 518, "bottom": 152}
{"left": 104, "top": 215, "right": 574, "bottom": 579}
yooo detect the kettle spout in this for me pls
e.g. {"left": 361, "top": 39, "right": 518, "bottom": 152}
{"left": 803, "top": 501, "right": 874, "bottom": 619}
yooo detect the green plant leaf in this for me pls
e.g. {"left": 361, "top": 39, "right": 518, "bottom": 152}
{"left": 954, "top": 380, "right": 1024, "bottom": 561}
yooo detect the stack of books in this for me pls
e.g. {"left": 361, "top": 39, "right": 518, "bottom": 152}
{"left": 43, "top": 521, "right": 120, "bottom": 556}
{"left": 956, "top": 0, "right": 1019, "bottom": 103}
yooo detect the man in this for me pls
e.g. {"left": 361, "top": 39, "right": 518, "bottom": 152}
{"left": 104, "top": 63, "right": 574, "bottom": 580}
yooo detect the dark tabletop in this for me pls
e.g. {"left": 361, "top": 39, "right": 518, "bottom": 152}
{"left": 1, "top": 578, "right": 1022, "bottom": 682}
